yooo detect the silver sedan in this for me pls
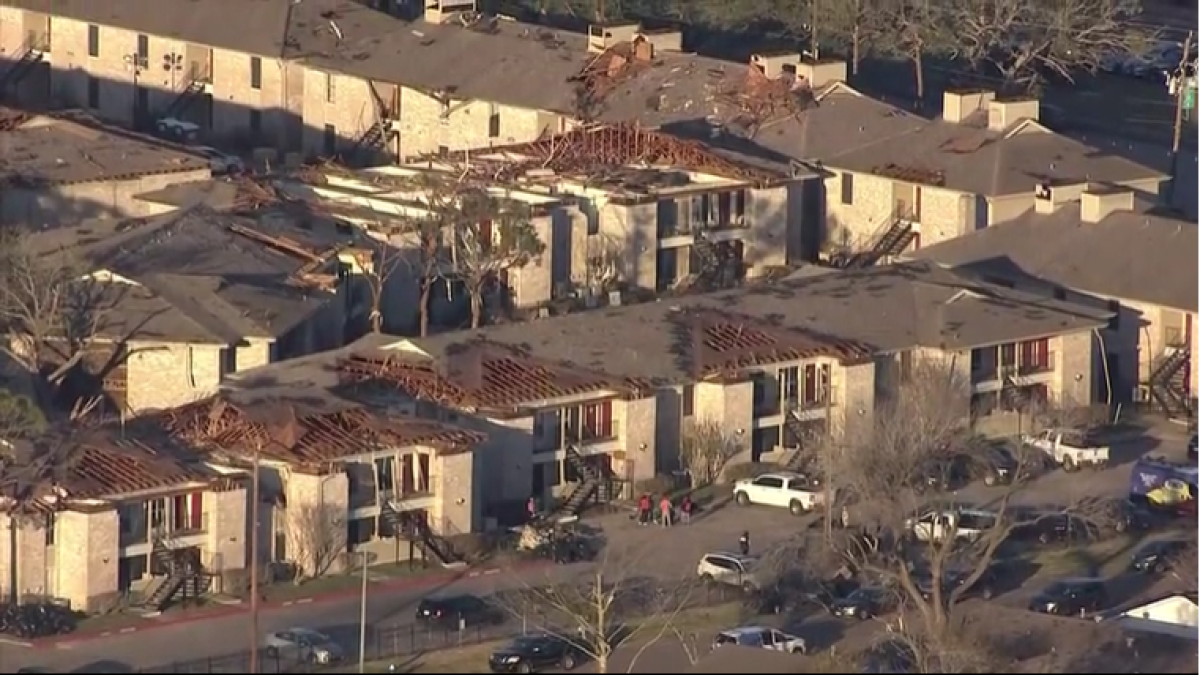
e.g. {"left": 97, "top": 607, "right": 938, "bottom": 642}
{"left": 263, "top": 627, "right": 344, "bottom": 665}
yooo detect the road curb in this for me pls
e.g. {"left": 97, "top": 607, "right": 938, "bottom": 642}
{"left": 36, "top": 559, "right": 549, "bottom": 650}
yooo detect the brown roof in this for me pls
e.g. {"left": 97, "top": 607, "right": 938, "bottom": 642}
{"left": 0, "top": 113, "right": 209, "bottom": 187}
{"left": 161, "top": 394, "right": 486, "bottom": 465}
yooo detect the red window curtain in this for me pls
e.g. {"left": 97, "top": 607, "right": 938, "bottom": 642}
{"left": 191, "top": 493, "right": 203, "bottom": 529}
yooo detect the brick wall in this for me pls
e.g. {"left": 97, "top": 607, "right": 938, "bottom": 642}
{"left": 282, "top": 470, "right": 349, "bottom": 578}
{"left": 432, "top": 450, "right": 475, "bottom": 535}
{"left": 125, "top": 342, "right": 223, "bottom": 414}
{"left": 54, "top": 509, "right": 118, "bottom": 613}
{"left": 300, "top": 68, "right": 376, "bottom": 157}
{"left": 1054, "top": 331, "right": 1097, "bottom": 406}
{"left": 395, "top": 88, "right": 553, "bottom": 158}
{"left": 205, "top": 486, "right": 249, "bottom": 574}
{"left": 615, "top": 396, "right": 657, "bottom": 482}
{"left": 824, "top": 171, "right": 893, "bottom": 251}
{"left": 918, "top": 186, "right": 973, "bottom": 247}
{"left": 0, "top": 169, "right": 212, "bottom": 227}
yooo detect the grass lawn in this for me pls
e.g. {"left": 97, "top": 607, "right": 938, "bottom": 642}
{"left": 333, "top": 602, "right": 744, "bottom": 673}
{"left": 1025, "top": 533, "right": 1139, "bottom": 578}
{"left": 256, "top": 563, "right": 448, "bottom": 603}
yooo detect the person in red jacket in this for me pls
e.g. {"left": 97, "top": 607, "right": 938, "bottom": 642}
{"left": 660, "top": 495, "right": 673, "bottom": 527}
{"left": 680, "top": 495, "right": 694, "bottom": 525}
{"left": 637, "top": 494, "right": 652, "bottom": 525}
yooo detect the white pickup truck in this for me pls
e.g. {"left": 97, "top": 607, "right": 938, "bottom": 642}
{"left": 733, "top": 472, "right": 827, "bottom": 516}
{"left": 1021, "top": 428, "right": 1110, "bottom": 471}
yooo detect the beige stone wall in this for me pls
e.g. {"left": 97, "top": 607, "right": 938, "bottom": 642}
{"left": 0, "top": 516, "right": 52, "bottom": 600}
{"left": 205, "top": 487, "right": 249, "bottom": 573}
{"left": 917, "top": 186, "right": 973, "bottom": 248}
{"left": 0, "top": 8, "right": 26, "bottom": 53}
{"left": 54, "top": 509, "right": 118, "bottom": 613}
{"left": 395, "top": 88, "right": 555, "bottom": 158}
{"left": 1054, "top": 331, "right": 1097, "bottom": 406}
{"left": 432, "top": 451, "right": 475, "bottom": 535}
{"left": 125, "top": 342, "right": 223, "bottom": 414}
{"left": 745, "top": 185, "right": 789, "bottom": 270}
{"left": 0, "top": 169, "right": 213, "bottom": 227}
{"left": 599, "top": 201, "right": 657, "bottom": 291}
{"left": 209, "top": 48, "right": 286, "bottom": 144}
{"left": 615, "top": 396, "right": 657, "bottom": 483}
{"left": 235, "top": 340, "right": 274, "bottom": 373}
{"left": 282, "top": 470, "right": 348, "bottom": 578}
{"left": 695, "top": 379, "right": 755, "bottom": 437}
{"left": 831, "top": 360, "right": 877, "bottom": 439}
{"left": 507, "top": 212, "right": 554, "bottom": 308}
{"left": 464, "top": 414, "right": 532, "bottom": 504}
{"left": 300, "top": 68, "right": 377, "bottom": 157}
{"left": 824, "top": 170, "right": 894, "bottom": 250}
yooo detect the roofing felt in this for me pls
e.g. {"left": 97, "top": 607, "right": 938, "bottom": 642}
{"left": 914, "top": 201, "right": 1199, "bottom": 312}
{"left": 0, "top": 114, "right": 209, "bottom": 186}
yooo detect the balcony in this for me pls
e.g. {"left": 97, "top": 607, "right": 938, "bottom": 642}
{"left": 971, "top": 353, "right": 1056, "bottom": 385}
{"left": 535, "top": 419, "right": 621, "bottom": 454}
{"left": 119, "top": 512, "right": 208, "bottom": 548}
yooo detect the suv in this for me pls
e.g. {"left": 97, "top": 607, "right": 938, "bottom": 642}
{"left": 416, "top": 594, "right": 503, "bottom": 628}
{"left": 714, "top": 626, "right": 807, "bottom": 654}
{"left": 733, "top": 472, "right": 827, "bottom": 515}
{"left": 488, "top": 634, "right": 580, "bottom": 673}
{"left": 1027, "top": 578, "right": 1107, "bottom": 617}
{"left": 697, "top": 552, "right": 760, "bottom": 591}
{"left": 1130, "top": 537, "right": 1194, "bottom": 574}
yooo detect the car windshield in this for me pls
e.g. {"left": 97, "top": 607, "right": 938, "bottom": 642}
{"left": 847, "top": 588, "right": 882, "bottom": 602}
{"left": 293, "top": 630, "right": 330, "bottom": 644}
{"left": 512, "top": 636, "right": 550, "bottom": 649}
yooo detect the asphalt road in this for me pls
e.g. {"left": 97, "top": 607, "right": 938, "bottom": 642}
{"left": 6, "top": 420, "right": 1191, "bottom": 673}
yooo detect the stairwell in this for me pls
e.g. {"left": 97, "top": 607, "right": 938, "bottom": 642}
{"left": 0, "top": 42, "right": 44, "bottom": 98}
{"left": 783, "top": 410, "right": 809, "bottom": 472}
{"left": 552, "top": 446, "right": 609, "bottom": 518}
{"left": 138, "top": 545, "right": 208, "bottom": 612}
{"left": 840, "top": 218, "right": 915, "bottom": 270}
{"left": 351, "top": 120, "right": 388, "bottom": 160}
{"left": 383, "top": 503, "right": 464, "bottom": 567}
{"left": 1149, "top": 347, "right": 1193, "bottom": 420}
{"left": 160, "top": 79, "right": 206, "bottom": 120}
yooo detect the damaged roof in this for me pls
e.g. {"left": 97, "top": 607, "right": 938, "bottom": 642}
{"left": 0, "top": 112, "right": 209, "bottom": 187}
{"left": 913, "top": 202, "right": 1199, "bottom": 313}
{"left": 28, "top": 206, "right": 354, "bottom": 343}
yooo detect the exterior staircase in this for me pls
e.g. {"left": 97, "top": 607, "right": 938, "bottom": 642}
{"left": 783, "top": 409, "right": 810, "bottom": 472}
{"left": 1149, "top": 347, "right": 1193, "bottom": 420}
{"left": 160, "top": 77, "right": 207, "bottom": 120}
{"left": 552, "top": 445, "right": 611, "bottom": 518}
{"left": 138, "top": 544, "right": 209, "bottom": 612}
{"left": 836, "top": 213, "right": 916, "bottom": 270}
{"left": 0, "top": 40, "right": 45, "bottom": 98}
{"left": 383, "top": 503, "right": 463, "bottom": 566}
{"left": 351, "top": 119, "right": 389, "bottom": 160}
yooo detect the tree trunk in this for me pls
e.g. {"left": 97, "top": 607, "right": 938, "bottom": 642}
{"left": 851, "top": 25, "right": 861, "bottom": 75}
{"left": 469, "top": 290, "right": 484, "bottom": 329}
{"left": 418, "top": 276, "right": 433, "bottom": 337}
{"left": 913, "top": 50, "right": 926, "bottom": 103}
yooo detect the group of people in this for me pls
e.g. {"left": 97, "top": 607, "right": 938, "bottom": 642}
{"left": 636, "top": 493, "right": 694, "bottom": 526}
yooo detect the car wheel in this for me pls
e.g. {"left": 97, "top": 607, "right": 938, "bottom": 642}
{"left": 1114, "top": 519, "right": 1128, "bottom": 533}
{"left": 1062, "top": 457, "right": 1077, "bottom": 472}
{"left": 981, "top": 587, "right": 995, "bottom": 601}
{"left": 789, "top": 499, "right": 807, "bottom": 516}
{"left": 860, "top": 610, "right": 873, "bottom": 621}
{"left": 264, "top": 647, "right": 279, "bottom": 659}
{"left": 735, "top": 491, "right": 750, "bottom": 506}
{"left": 518, "top": 662, "right": 534, "bottom": 674}
{"left": 984, "top": 474, "right": 997, "bottom": 487}
{"left": 791, "top": 646, "right": 806, "bottom": 655}
{"left": 1153, "top": 561, "right": 1166, "bottom": 574}
{"left": 1038, "top": 532, "right": 1051, "bottom": 545}
{"left": 561, "top": 653, "right": 577, "bottom": 670}
{"left": 700, "top": 573, "right": 714, "bottom": 584}
{"left": 742, "top": 581, "right": 756, "bottom": 593}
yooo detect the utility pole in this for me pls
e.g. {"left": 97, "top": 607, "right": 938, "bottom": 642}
{"left": 249, "top": 444, "right": 261, "bottom": 674}
{"left": 1169, "top": 30, "right": 1195, "bottom": 204}
{"left": 358, "top": 550, "right": 369, "bottom": 673}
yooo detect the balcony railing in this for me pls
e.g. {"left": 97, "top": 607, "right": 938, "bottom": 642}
{"left": 972, "top": 353, "right": 1056, "bottom": 383}
{"left": 119, "top": 512, "right": 209, "bottom": 548}
{"left": 535, "top": 419, "right": 621, "bottom": 452}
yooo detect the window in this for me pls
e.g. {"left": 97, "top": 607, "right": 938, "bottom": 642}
{"left": 250, "top": 56, "right": 262, "bottom": 90}
{"left": 778, "top": 366, "right": 799, "bottom": 404}
{"left": 681, "top": 384, "right": 694, "bottom": 417}
{"left": 802, "top": 363, "right": 830, "bottom": 407}
{"left": 732, "top": 189, "right": 747, "bottom": 222}
{"left": 136, "top": 33, "right": 149, "bottom": 61}
{"left": 221, "top": 347, "right": 238, "bottom": 378}
{"left": 87, "top": 24, "right": 100, "bottom": 57}
{"left": 437, "top": 145, "right": 449, "bottom": 158}
{"left": 87, "top": 76, "right": 100, "bottom": 109}
{"left": 147, "top": 498, "right": 166, "bottom": 530}
{"left": 999, "top": 343, "right": 1016, "bottom": 367}
{"left": 322, "top": 123, "right": 336, "bottom": 156}
{"left": 416, "top": 453, "right": 431, "bottom": 492}
{"left": 400, "top": 454, "right": 415, "bottom": 494}
{"left": 44, "top": 513, "right": 55, "bottom": 546}
{"left": 488, "top": 104, "right": 500, "bottom": 139}
{"left": 249, "top": 109, "right": 262, "bottom": 135}
{"left": 324, "top": 72, "right": 335, "bottom": 103}
{"left": 656, "top": 199, "right": 679, "bottom": 237}
{"left": 581, "top": 400, "right": 614, "bottom": 440}
{"left": 840, "top": 173, "right": 854, "bottom": 205}
{"left": 375, "top": 456, "right": 395, "bottom": 493}
{"left": 753, "top": 476, "right": 785, "bottom": 489}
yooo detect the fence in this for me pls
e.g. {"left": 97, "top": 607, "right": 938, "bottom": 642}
{"left": 135, "top": 583, "right": 745, "bottom": 673}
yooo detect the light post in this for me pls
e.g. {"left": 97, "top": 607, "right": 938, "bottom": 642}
{"left": 122, "top": 53, "right": 147, "bottom": 127}
{"left": 249, "top": 442, "right": 261, "bottom": 674}
{"left": 359, "top": 550, "right": 369, "bottom": 673}
{"left": 163, "top": 52, "right": 184, "bottom": 93}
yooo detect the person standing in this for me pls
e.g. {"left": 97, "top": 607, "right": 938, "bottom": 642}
{"left": 739, "top": 530, "right": 750, "bottom": 556}
{"left": 680, "top": 495, "right": 693, "bottom": 525}
{"left": 637, "top": 493, "right": 652, "bottom": 525}
{"left": 660, "top": 495, "right": 673, "bottom": 527}
{"left": 526, "top": 495, "right": 537, "bottom": 522}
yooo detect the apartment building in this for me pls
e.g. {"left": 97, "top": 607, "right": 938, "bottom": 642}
{"left": 0, "top": 425, "right": 247, "bottom": 613}
{"left": 161, "top": 387, "right": 486, "bottom": 573}
{"left": 0, "top": 108, "right": 211, "bottom": 225}
{"left": 916, "top": 186, "right": 1198, "bottom": 419}
{"left": 15, "top": 205, "right": 365, "bottom": 415}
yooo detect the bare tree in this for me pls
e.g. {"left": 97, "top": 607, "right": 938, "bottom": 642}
{"left": 285, "top": 502, "right": 347, "bottom": 584}
{"left": 876, "top": 0, "right": 957, "bottom": 101}
{"left": 584, "top": 232, "right": 625, "bottom": 299}
{"left": 948, "top": 0, "right": 1156, "bottom": 90}
{"left": 494, "top": 545, "right": 698, "bottom": 674}
{"left": 815, "top": 356, "right": 1077, "bottom": 644}
{"left": 678, "top": 418, "right": 743, "bottom": 488}
{"left": 816, "top": 0, "right": 890, "bottom": 74}
{"left": 351, "top": 233, "right": 405, "bottom": 334}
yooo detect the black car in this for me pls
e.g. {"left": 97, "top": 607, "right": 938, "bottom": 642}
{"left": 1027, "top": 578, "right": 1107, "bottom": 617}
{"left": 1188, "top": 434, "right": 1197, "bottom": 462}
{"left": 416, "top": 594, "right": 504, "bottom": 628}
{"left": 488, "top": 634, "right": 580, "bottom": 673}
{"left": 830, "top": 586, "right": 895, "bottom": 620}
{"left": 1111, "top": 498, "right": 1174, "bottom": 533}
{"left": 1013, "top": 512, "right": 1101, "bottom": 546}
{"left": 914, "top": 565, "right": 1002, "bottom": 603}
{"left": 916, "top": 454, "right": 974, "bottom": 492}
{"left": 1130, "top": 537, "right": 1194, "bottom": 574}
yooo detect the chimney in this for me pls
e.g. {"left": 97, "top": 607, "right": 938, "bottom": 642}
{"left": 942, "top": 90, "right": 995, "bottom": 124}
{"left": 987, "top": 99, "right": 1040, "bottom": 131}
{"left": 751, "top": 52, "right": 802, "bottom": 79}
{"left": 1080, "top": 186, "right": 1135, "bottom": 223}
{"left": 796, "top": 58, "right": 847, "bottom": 89}
{"left": 588, "top": 21, "right": 642, "bottom": 54}
{"left": 1034, "top": 182, "right": 1088, "bottom": 214}
{"left": 423, "top": 0, "right": 476, "bottom": 24}
{"left": 637, "top": 27, "right": 683, "bottom": 53}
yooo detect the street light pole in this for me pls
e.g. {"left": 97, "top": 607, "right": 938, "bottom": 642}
{"left": 249, "top": 444, "right": 261, "bottom": 674}
{"left": 359, "top": 550, "right": 369, "bottom": 674}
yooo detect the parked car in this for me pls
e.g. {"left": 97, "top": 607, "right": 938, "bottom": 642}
{"left": 1012, "top": 512, "right": 1101, "bottom": 546}
{"left": 488, "top": 634, "right": 580, "bottom": 673}
{"left": 1187, "top": 434, "right": 1197, "bottom": 462}
{"left": 714, "top": 625, "right": 807, "bottom": 654}
{"left": 733, "top": 472, "right": 828, "bottom": 515}
{"left": 1130, "top": 537, "right": 1194, "bottom": 574}
{"left": 915, "top": 454, "right": 974, "bottom": 492}
{"left": 697, "top": 552, "right": 761, "bottom": 591}
{"left": 1021, "top": 428, "right": 1110, "bottom": 471}
{"left": 981, "top": 444, "right": 1045, "bottom": 486}
{"left": 192, "top": 145, "right": 245, "bottom": 175}
{"left": 262, "top": 628, "right": 344, "bottom": 664}
{"left": 416, "top": 594, "right": 504, "bottom": 628}
{"left": 1027, "top": 578, "right": 1107, "bottom": 617}
{"left": 830, "top": 586, "right": 896, "bottom": 620}
{"left": 913, "top": 565, "right": 1001, "bottom": 602}
{"left": 906, "top": 507, "right": 998, "bottom": 543}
